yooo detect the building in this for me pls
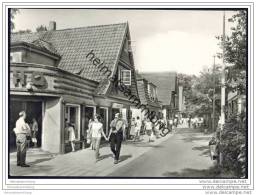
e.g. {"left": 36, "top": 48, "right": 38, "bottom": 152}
{"left": 10, "top": 22, "right": 139, "bottom": 154}
{"left": 131, "top": 74, "right": 161, "bottom": 120}
{"left": 140, "top": 72, "right": 178, "bottom": 120}
{"left": 178, "top": 85, "right": 185, "bottom": 116}
{"left": 227, "top": 90, "right": 246, "bottom": 118}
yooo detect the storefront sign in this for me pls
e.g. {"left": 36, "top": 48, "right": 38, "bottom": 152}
{"left": 112, "top": 103, "right": 123, "bottom": 109}
{"left": 13, "top": 70, "right": 46, "bottom": 87}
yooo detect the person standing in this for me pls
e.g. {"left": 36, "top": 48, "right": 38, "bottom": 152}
{"left": 168, "top": 118, "right": 173, "bottom": 131}
{"left": 144, "top": 118, "right": 153, "bottom": 142}
{"left": 67, "top": 123, "right": 76, "bottom": 152}
{"left": 13, "top": 111, "right": 31, "bottom": 167}
{"left": 130, "top": 117, "right": 136, "bottom": 140}
{"left": 31, "top": 118, "right": 38, "bottom": 148}
{"left": 134, "top": 116, "right": 142, "bottom": 141}
{"left": 90, "top": 115, "right": 108, "bottom": 162}
{"left": 108, "top": 113, "right": 126, "bottom": 164}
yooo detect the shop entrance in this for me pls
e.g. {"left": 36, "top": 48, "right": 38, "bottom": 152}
{"left": 82, "top": 106, "right": 95, "bottom": 143}
{"left": 9, "top": 100, "right": 42, "bottom": 152}
{"left": 64, "top": 105, "right": 80, "bottom": 142}
{"left": 112, "top": 108, "right": 120, "bottom": 120}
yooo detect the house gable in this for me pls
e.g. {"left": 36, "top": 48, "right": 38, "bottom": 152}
{"left": 107, "top": 28, "right": 139, "bottom": 101}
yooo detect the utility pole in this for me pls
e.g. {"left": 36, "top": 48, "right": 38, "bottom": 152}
{"left": 212, "top": 55, "right": 216, "bottom": 132}
{"left": 219, "top": 11, "right": 226, "bottom": 166}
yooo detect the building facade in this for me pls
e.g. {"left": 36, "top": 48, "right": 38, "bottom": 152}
{"left": 10, "top": 22, "right": 139, "bottom": 154}
{"left": 131, "top": 74, "right": 161, "bottom": 120}
{"left": 140, "top": 72, "right": 178, "bottom": 120}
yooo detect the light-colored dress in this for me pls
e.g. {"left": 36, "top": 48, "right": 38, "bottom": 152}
{"left": 135, "top": 119, "right": 141, "bottom": 133}
{"left": 145, "top": 121, "right": 152, "bottom": 136}
{"left": 68, "top": 126, "right": 76, "bottom": 142}
{"left": 130, "top": 121, "right": 136, "bottom": 136}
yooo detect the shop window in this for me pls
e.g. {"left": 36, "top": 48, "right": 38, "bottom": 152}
{"left": 65, "top": 105, "right": 80, "bottom": 141}
{"left": 10, "top": 52, "right": 22, "bottom": 63}
{"left": 120, "top": 69, "right": 131, "bottom": 86}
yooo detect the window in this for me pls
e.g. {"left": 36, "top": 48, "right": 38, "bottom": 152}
{"left": 148, "top": 84, "right": 156, "bottom": 101}
{"left": 120, "top": 69, "right": 131, "bottom": 85}
{"left": 10, "top": 52, "right": 22, "bottom": 63}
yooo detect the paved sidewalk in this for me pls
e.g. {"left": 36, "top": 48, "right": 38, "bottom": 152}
{"left": 10, "top": 131, "right": 174, "bottom": 177}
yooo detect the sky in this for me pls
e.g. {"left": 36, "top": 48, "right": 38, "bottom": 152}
{"left": 13, "top": 9, "right": 237, "bottom": 75}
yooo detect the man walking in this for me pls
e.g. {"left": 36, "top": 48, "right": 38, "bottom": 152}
{"left": 13, "top": 111, "right": 31, "bottom": 167}
{"left": 108, "top": 113, "right": 126, "bottom": 164}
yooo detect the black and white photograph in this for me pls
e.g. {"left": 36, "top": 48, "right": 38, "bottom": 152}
{"left": 1, "top": 1, "right": 255, "bottom": 194}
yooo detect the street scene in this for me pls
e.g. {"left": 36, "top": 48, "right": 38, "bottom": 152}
{"left": 9, "top": 9, "right": 247, "bottom": 178}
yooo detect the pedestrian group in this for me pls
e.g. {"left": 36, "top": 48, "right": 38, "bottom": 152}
{"left": 13, "top": 110, "right": 176, "bottom": 167}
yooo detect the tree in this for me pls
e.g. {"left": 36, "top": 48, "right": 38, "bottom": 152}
{"left": 217, "top": 10, "right": 247, "bottom": 94}
{"left": 215, "top": 11, "right": 247, "bottom": 178}
{"left": 10, "top": 8, "right": 19, "bottom": 31}
{"left": 36, "top": 25, "right": 47, "bottom": 32}
{"left": 178, "top": 67, "right": 221, "bottom": 119}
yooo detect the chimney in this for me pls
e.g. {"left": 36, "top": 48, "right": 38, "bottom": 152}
{"left": 48, "top": 21, "right": 56, "bottom": 31}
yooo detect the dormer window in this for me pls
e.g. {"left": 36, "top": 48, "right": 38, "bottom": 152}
{"left": 120, "top": 69, "right": 131, "bottom": 86}
{"left": 10, "top": 52, "right": 22, "bottom": 63}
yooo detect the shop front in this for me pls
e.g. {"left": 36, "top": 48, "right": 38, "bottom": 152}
{"left": 9, "top": 97, "right": 43, "bottom": 152}
{"left": 10, "top": 62, "right": 98, "bottom": 154}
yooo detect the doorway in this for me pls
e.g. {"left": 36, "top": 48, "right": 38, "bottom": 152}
{"left": 9, "top": 100, "right": 42, "bottom": 152}
{"left": 64, "top": 104, "right": 80, "bottom": 141}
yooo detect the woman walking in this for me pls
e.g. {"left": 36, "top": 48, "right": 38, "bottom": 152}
{"left": 134, "top": 116, "right": 142, "bottom": 141}
{"left": 90, "top": 115, "right": 108, "bottom": 162}
{"left": 144, "top": 118, "right": 153, "bottom": 142}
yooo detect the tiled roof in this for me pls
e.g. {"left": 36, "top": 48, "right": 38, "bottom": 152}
{"left": 31, "top": 39, "right": 59, "bottom": 56}
{"left": 136, "top": 76, "right": 161, "bottom": 109}
{"left": 11, "top": 23, "right": 128, "bottom": 95}
{"left": 140, "top": 72, "right": 177, "bottom": 105}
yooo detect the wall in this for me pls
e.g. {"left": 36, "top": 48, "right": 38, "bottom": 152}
{"left": 42, "top": 98, "right": 62, "bottom": 153}
{"left": 178, "top": 86, "right": 184, "bottom": 112}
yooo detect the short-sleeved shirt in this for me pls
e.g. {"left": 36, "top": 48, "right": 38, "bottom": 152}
{"left": 14, "top": 117, "right": 30, "bottom": 135}
{"left": 110, "top": 119, "right": 124, "bottom": 133}
{"left": 91, "top": 122, "right": 103, "bottom": 138}
{"left": 135, "top": 119, "right": 141, "bottom": 131}
{"left": 145, "top": 121, "right": 152, "bottom": 130}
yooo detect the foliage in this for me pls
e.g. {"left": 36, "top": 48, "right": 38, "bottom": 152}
{"left": 178, "top": 67, "right": 221, "bottom": 118}
{"left": 36, "top": 25, "right": 48, "bottom": 32}
{"left": 10, "top": 8, "right": 19, "bottom": 31}
{"left": 220, "top": 112, "right": 247, "bottom": 178}
{"left": 217, "top": 10, "right": 247, "bottom": 94}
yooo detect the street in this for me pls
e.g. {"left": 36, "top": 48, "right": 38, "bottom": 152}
{"left": 109, "top": 127, "right": 215, "bottom": 177}
{"left": 10, "top": 127, "right": 216, "bottom": 177}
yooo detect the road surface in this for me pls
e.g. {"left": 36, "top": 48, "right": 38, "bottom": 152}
{"left": 108, "top": 127, "right": 216, "bottom": 177}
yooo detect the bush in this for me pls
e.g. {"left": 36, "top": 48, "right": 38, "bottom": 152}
{"left": 219, "top": 112, "right": 246, "bottom": 178}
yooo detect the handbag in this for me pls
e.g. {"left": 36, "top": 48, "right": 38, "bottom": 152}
{"left": 86, "top": 138, "right": 91, "bottom": 144}
{"left": 32, "top": 137, "right": 37, "bottom": 143}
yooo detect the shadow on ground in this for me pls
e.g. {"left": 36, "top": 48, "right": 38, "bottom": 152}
{"left": 119, "top": 154, "right": 132, "bottom": 163}
{"left": 28, "top": 157, "right": 54, "bottom": 165}
{"left": 192, "top": 145, "right": 211, "bottom": 157}
{"left": 162, "top": 166, "right": 221, "bottom": 178}
{"left": 98, "top": 154, "right": 113, "bottom": 161}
